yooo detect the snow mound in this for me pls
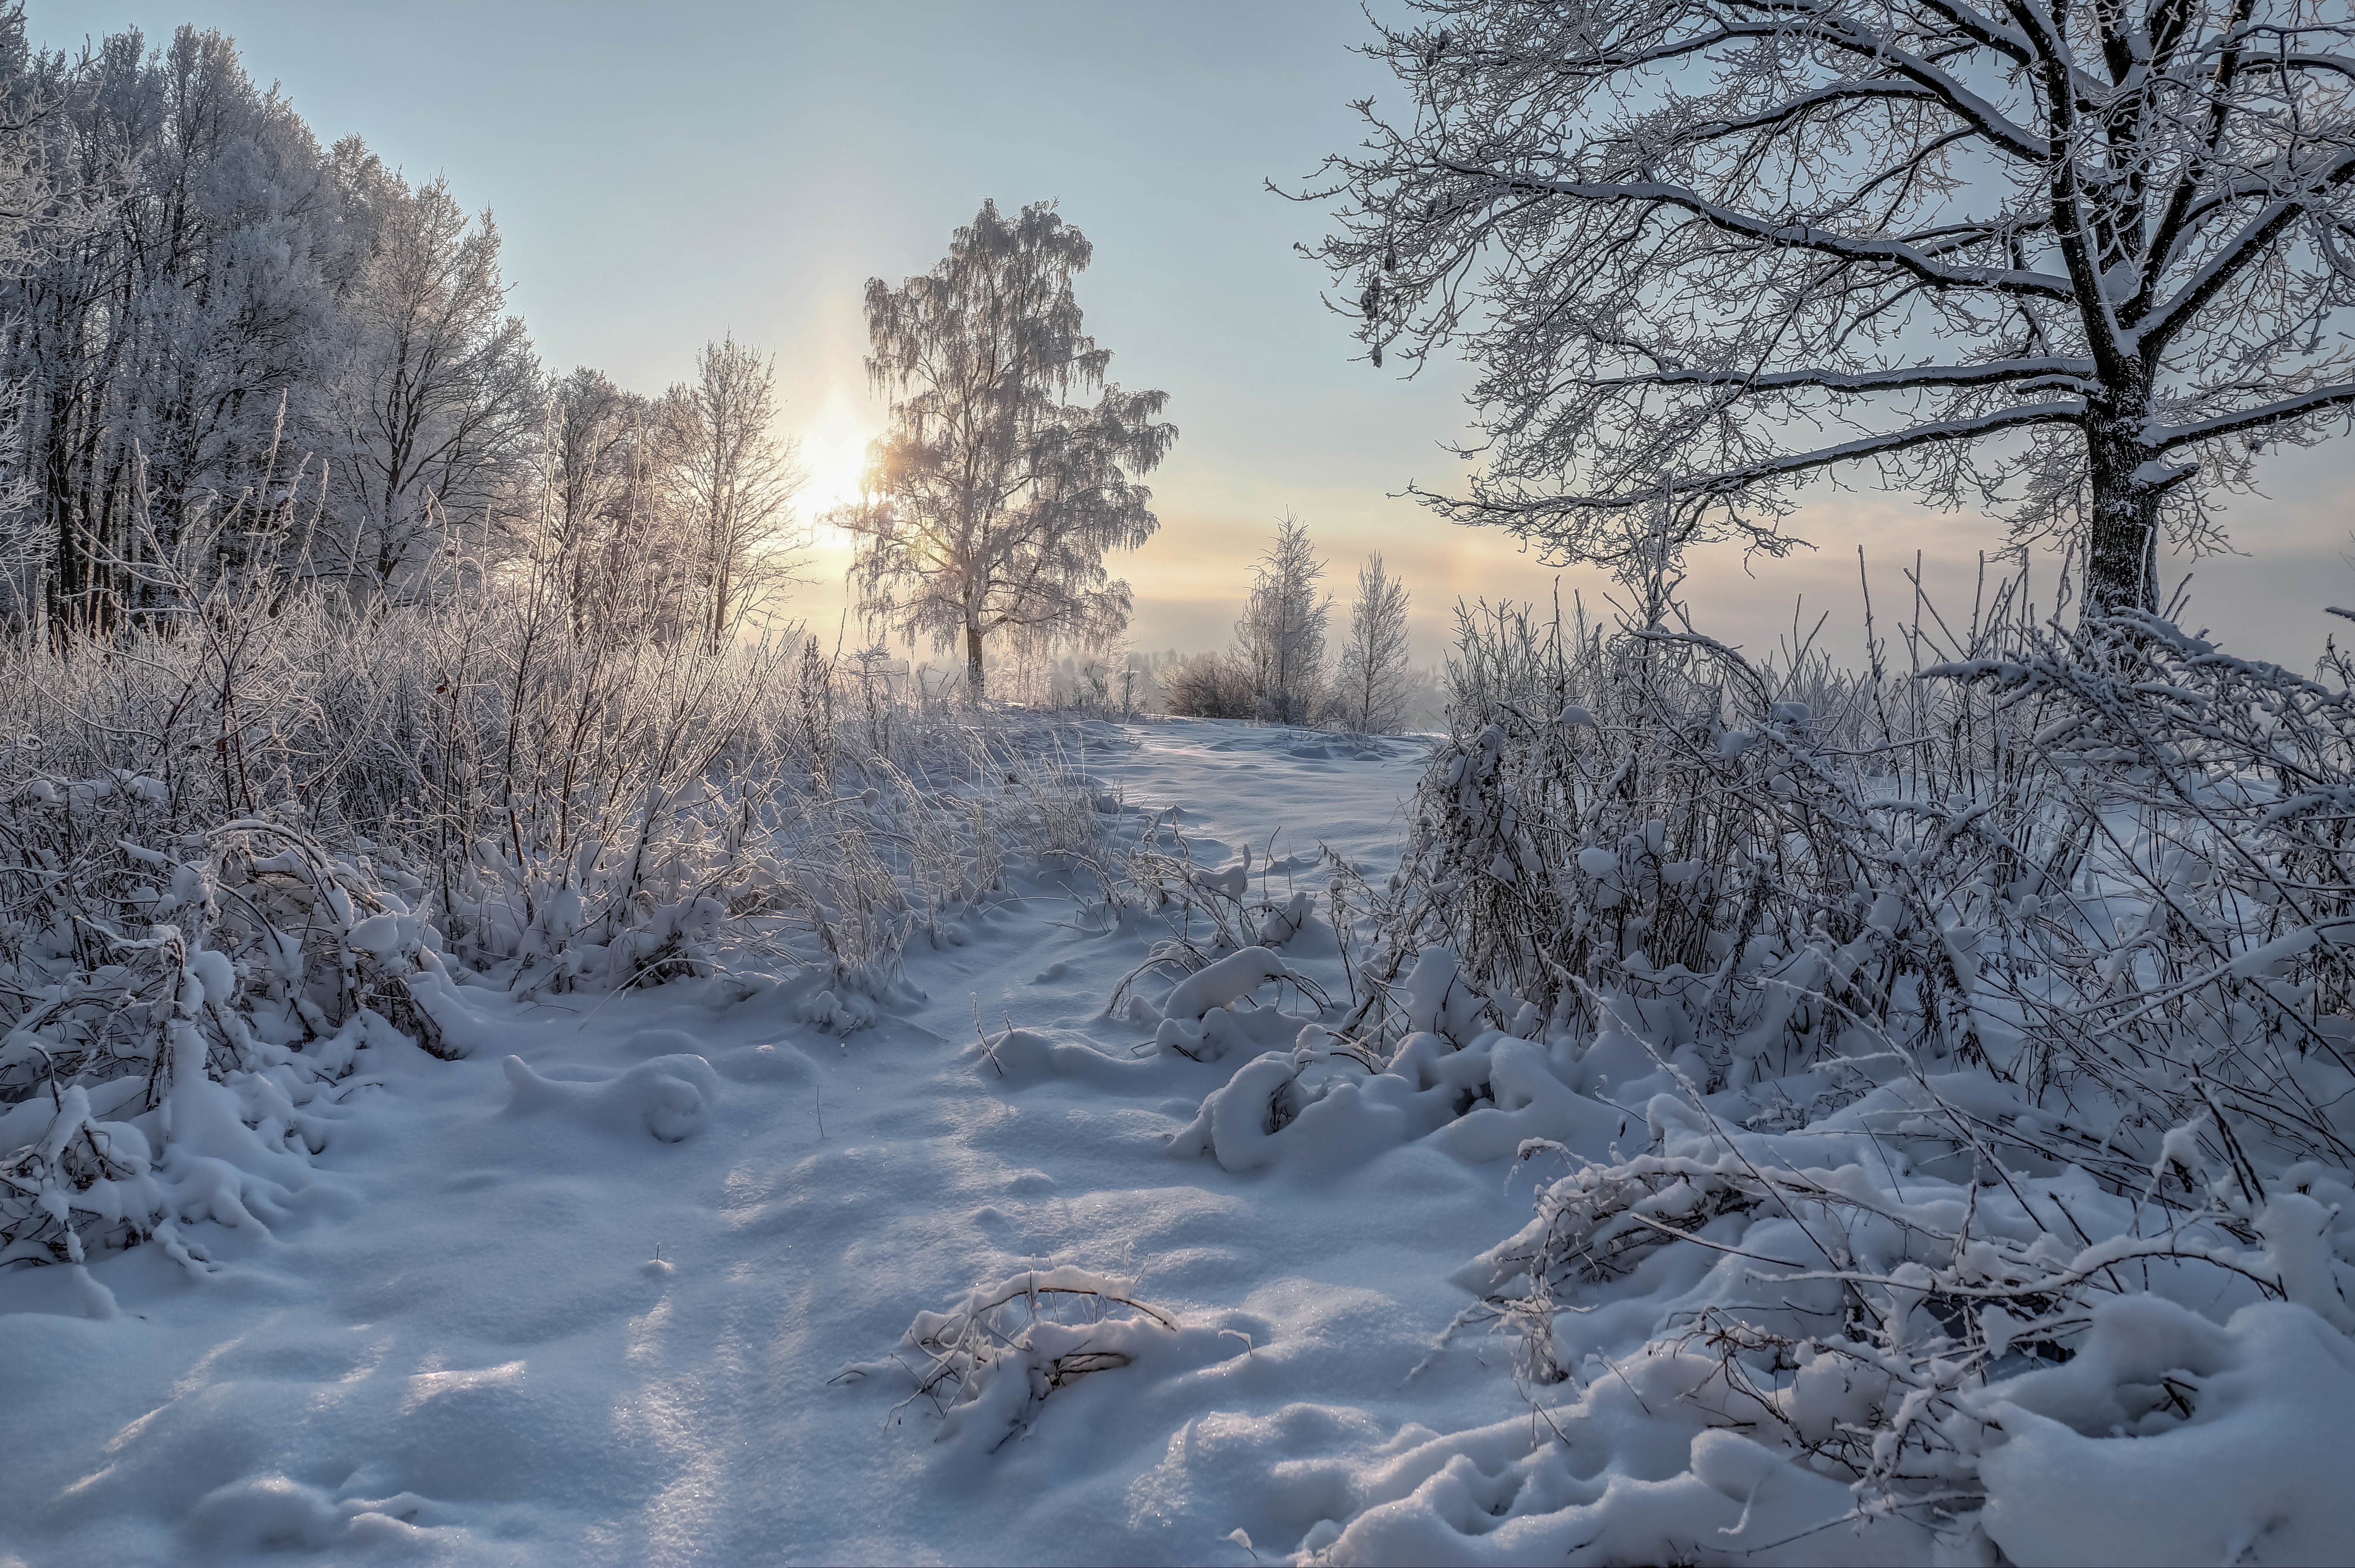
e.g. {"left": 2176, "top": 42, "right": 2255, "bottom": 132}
{"left": 713, "top": 1040, "right": 818, "bottom": 1083}
{"left": 1272, "top": 1375, "right": 1938, "bottom": 1565}
{"left": 187, "top": 1474, "right": 444, "bottom": 1555}
{"left": 1171, "top": 1020, "right": 1636, "bottom": 1176}
{"left": 500, "top": 1053, "right": 720, "bottom": 1142}
{"left": 1174, "top": 1044, "right": 1431, "bottom": 1175}
{"left": 1152, "top": 1003, "right": 1305, "bottom": 1064}
{"left": 1159, "top": 945, "right": 1309, "bottom": 1022}
{"left": 1975, "top": 1297, "right": 2355, "bottom": 1567}
{"left": 966, "top": 1027, "right": 1152, "bottom": 1086}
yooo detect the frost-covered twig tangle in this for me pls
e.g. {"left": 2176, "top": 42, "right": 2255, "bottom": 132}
{"left": 851, "top": 1266, "right": 1181, "bottom": 1451}
{"left": 1200, "top": 581, "right": 2355, "bottom": 1560}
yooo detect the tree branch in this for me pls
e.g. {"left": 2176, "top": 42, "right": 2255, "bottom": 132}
{"left": 2150, "top": 381, "right": 2355, "bottom": 447}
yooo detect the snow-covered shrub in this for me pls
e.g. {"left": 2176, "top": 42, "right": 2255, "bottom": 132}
{"left": 0, "top": 493, "right": 1114, "bottom": 1274}
{"left": 854, "top": 1266, "right": 1179, "bottom": 1451}
{"left": 0, "top": 776, "right": 425, "bottom": 1273}
{"left": 500, "top": 1052, "right": 720, "bottom": 1142}
{"left": 1160, "top": 651, "right": 1257, "bottom": 720}
{"left": 1110, "top": 825, "right": 1335, "bottom": 1056}
{"left": 1247, "top": 586, "right": 2355, "bottom": 1549}
{"left": 1373, "top": 595, "right": 2355, "bottom": 1177}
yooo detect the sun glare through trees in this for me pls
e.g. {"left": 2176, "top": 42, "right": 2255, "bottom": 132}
{"left": 3, "top": 3, "right": 2355, "bottom": 1563}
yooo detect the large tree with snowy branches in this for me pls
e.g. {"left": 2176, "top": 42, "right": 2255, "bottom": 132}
{"left": 1311, "top": 0, "right": 2355, "bottom": 613}
{"left": 844, "top": 200, "right": 1175, "bottom": 699}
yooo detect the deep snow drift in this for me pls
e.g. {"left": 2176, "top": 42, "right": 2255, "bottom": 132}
{"left": 3, "top": 719, "right": 2350, "bottom": 1567}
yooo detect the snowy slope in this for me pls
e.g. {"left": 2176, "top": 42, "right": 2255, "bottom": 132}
{"left": 0, "top": 721, "right": 1532, "bottom": 1566}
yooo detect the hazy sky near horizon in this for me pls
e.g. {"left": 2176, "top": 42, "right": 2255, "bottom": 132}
{"left": 31, "top": 0, "right": 2355, "bottom": 669}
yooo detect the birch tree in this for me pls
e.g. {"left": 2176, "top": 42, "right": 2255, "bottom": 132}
{"left": 845, "top": 200, "right": 1176, "bottom": 699}
{"left": 1335, "top": 551, "right": 1415, "bottom": 733}
{"left": 1311, "top": 0, "right": 2355, "bottom": 614}
{"left": 663, "top": 336, "right": 804, "bottom": 653}
{"left": 1238, "top": 514, "right": 1331, "bottom": 725}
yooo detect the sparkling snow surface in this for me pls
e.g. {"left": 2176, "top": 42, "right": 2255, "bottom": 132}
{"left": 0, "top": 722, "right": 1525, "bottom": 1565}
{"left": 7, "top": 719, "right": 2351, "bottom": 1567}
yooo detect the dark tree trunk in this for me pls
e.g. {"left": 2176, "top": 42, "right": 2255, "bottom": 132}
{"left": 965, "top": 620, "right": 985, "bottom": 703}
{"left": 2083, "top": 412, "right": 2161, "bottom": 619}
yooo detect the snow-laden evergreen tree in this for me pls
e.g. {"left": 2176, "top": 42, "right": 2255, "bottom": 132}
{"left": 1312, "top": 0, "right": 2355, "bottom": 613}
{"left": 1237, "top": 515, "right": 1331, "bottom": 726}
{"left": 1335, "top": 551, "right": 1414, "bottom": 733}
{"left": 843, "top": 200, "right": 1176, "bottom": 700}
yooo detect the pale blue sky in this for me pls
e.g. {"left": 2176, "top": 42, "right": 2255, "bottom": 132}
{"left": 30, "top": 0, "right": 2355, "bottom": 667}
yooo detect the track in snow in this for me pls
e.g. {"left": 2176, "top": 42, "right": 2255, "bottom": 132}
{"left": 0, "top": 720, "right": 1545, "bottom": 1567}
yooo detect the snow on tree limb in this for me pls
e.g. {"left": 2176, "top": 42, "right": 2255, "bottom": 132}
{"left": 1305, "top": 0, "right": 2355, "bottom": 611}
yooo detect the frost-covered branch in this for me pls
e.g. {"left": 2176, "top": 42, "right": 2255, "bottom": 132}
{"left": 1307, "top": 0, "right": 2355, "bottom": 611}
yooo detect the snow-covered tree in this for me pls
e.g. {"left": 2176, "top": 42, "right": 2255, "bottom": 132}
{"left": 0, "top": 5, "right": 38, "bottom": 276}
{"left": 322, "top": 154, "right": 541, "bottom": 594}
{"left": 1237, "top": 515, "right": 1330, "bottom": 726}
{"left": 663, "top": 336, "right": 804, "bottom": 652}
{"left": 534, "top": 367, "right": 641, "bottom": 632}
{"left": 844, "top": 200, "right": 1176, "bottom": 700}
{"left": 1335, "top": 551, "right": 1414, "bottom": 733}
{"left": 523, "top": 365, "right": 716, "bottom": 644}
{"left": 1313, "top": 0, "right": 2355, "bottom": 613}
{"left": 0, "top": 4, "right": 49, "bottom": 620}
{"left": 1, "top": 24, "right": 344, "bottom": 635}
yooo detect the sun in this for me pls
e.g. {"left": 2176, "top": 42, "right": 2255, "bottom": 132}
{"left": 798, "top": 383, "right": 881, "bottom": 546}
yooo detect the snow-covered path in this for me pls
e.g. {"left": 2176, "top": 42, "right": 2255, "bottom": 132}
{"left": 0, "top": 722, "right": 1539, "bottom": 1566}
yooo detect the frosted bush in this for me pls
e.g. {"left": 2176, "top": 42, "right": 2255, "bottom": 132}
{"left": 0, "top": 783, "right": 422, "bottom": 1273}
{"left": 0, "top": 510, "right": 1113, "bottom": 1277}
{"left": 1141, "top": 584, "right": 2355, "bottom": 1556}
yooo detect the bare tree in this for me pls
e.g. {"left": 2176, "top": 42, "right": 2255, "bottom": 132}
{"left": 1238, "top": 514, "right": 1330, "bottom": 725}
{"left": 844, "top": 199, "right": 1176, "bottom": 700}
{"left": 1335, "top": 551, "right": 1414, "bottom": 733}
{"left": 664, "top": 337, "right": 804, "bottom": 653}
{"left": 1311, "top": 0, "right": 2355, "bottom": 614}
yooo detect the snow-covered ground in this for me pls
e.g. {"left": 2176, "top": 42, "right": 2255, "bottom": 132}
{"left": 10, "top": 715, "right": 2353, "bottom": 1568}
{"left": 0, "top": 721, "right": 1529, "bottom": 1566}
